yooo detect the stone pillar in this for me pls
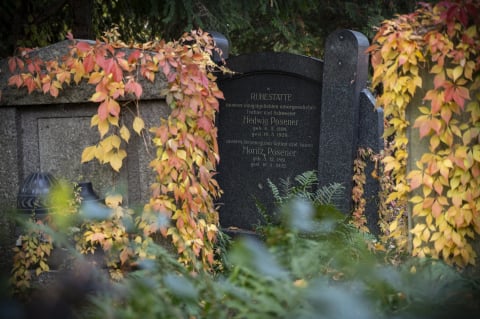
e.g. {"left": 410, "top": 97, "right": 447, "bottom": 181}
{"left": 317, "top": 29, "right": 370, "bottom": 214}
{"left": 358, "top": 89, "right": 384, "bottom": 234}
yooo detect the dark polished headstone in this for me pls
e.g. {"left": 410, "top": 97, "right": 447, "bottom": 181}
{"left": 216, "top": 30, "right": 382, "bottom": 232}
{"left": 217, "top": 53, "right": 323, "bottom": 230}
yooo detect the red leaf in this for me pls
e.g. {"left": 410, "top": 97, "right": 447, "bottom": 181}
{"left": 76, "top": 41, "right": 91, "bottom": 53}
{"left": 128, "top": 50, "right": 141, "bottom": 64}
{"left": 453, "top": 86, "right": 470, "bottom": 109}
{"left": 8, "top": 74, "right": 23, "bottom": 87}
{"left": 111, "top": 61, "right": 123, "bottom": 82}
{"left": 197, "top": 116, "right": 212, "bottom": 133}
{"left": 24, "top": 76, "right": 37, "bottom": 94}
{"left": 117, "top": 58, "right": 130, "bottom": 71}
{"left": 125, "top": 80, "right": 142, "bottom": 99}
{"left": 83, "top": 54, "right": 95, "bottom": 73}
{"left": 98, "top": 100, "right": 109, "bottom": 120}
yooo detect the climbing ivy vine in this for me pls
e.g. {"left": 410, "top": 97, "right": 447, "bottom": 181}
{"left": 6, "top": 28, "right": 226, "bottom": 271}
{"left": 369, "top": 0, "right": 480, "bottom": 267}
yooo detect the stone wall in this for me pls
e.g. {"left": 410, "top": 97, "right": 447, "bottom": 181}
{"left": 0, "top": 40, "right": 170, "bottom": 272}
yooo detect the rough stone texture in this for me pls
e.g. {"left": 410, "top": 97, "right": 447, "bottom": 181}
{"left": 318, "top": 29, "right": 370, "bottom": 214}
{"left": 217, "top": 53, "right": 323, "bottom": 230}
{"left": 0, "top": 107, "right": 18, "bottom": 273}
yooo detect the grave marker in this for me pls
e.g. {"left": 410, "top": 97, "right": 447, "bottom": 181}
{"left": 216, "top": 30, "right": 383, "bottom": 231}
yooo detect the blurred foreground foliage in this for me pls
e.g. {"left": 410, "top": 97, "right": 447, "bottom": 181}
{"left": 2, "top": 172, "right": 480, "bottom": 319}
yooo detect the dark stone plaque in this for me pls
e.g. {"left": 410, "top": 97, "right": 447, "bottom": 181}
{"left": 217, "top": 53, "right": 323, "bottom": 230}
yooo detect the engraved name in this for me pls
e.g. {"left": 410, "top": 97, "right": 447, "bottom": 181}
{"left": 242, "top": 115, "right": 299, "bottom": 126}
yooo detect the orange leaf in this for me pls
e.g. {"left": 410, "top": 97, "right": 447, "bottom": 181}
{"left": 88, "top": 71, "right": 103, "bottom": 85}
{"left": 453, "top": 86, "right": 470, "bottom": 109}
{"left": 91, "top": 91, "right": 107, "bottom": 102}
{"left": 432, "top": 200, "right": 443, "bottom": 218}
{"left": 107, "top": 99, "right": 120, "bottom": 117}
{"left": 198, "top": 116, "right": 212, "bottom": 132}
{"left": 98, "top": 100, "right": 109, "bottom": 120}
{"left": 407, "top": 170, "right": 422, "bottom": 190}
{"left": 8, "top": 74, "right": 23, "bottom": 88}
{"left": 125, "top": 80, "right": 142, "bottom": 99}
{"left": 83, "top": 54, "right": 95, "bottom": 73}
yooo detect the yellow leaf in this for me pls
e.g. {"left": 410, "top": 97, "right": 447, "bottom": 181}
{"left": 105, "top": 194, "right": 123, "bottom": 208}
{"left": 111, "top": 134, "right": 121, "bottom": 149}
{"left": 413, "top": 236, "right": 422, "bottom": 249}
{"left": 94, "top": 145, "right": 105, "bottom": 163}
{"left": 90, "top": 91, "right": 107, "bottom": 102}
{"left": 110, "top": 151, "right": 125, "bottom": 172}
{"left": 98, "top": 119, "right": 109, "bottom": 138}
{"left": 133, "top": 116, "right": 145, "bottom": 135}
{"left": 451, "top": 231, "right": 463, "bottom": 247}
{"left": 422, "top": 228, "right": 430, "bottom": 241}
{"left": 177, "top": 149, "right": 187, "bottom": 161}
{"left": 452, "top": 65, "right": 463, "bottom": 82}
{"left": 410, "top": 196, "right": 423, "bottom": 204}
{"left": 389, "top": 220, "right": 398, "bottom": 232}
{"left": 81, "top": 145, "right": 97, "bottom": 163}
{"left": 418, "top": 106, "right": 430, "bottom": 115}
{"left": 91, "top": 114, "right": 99, "bottom": 127}
{"left": 108, "top": 115, "right": 119, "bottom": 127}
{"left": 473, "top": 145, "right": 480, "bottom": 162}
{"left": 120, "top": 125, "right": 130, "bottom": 143}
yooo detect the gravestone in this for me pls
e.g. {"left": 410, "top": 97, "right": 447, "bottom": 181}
{"left": 216, "top": 53, "right": 323, "bottom": 230}
{"left": 217, "top": 29, "right": 383, "bottom": 231}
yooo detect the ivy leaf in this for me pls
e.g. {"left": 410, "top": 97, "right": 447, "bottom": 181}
{"left": 98, "top": 119, "right": 109, "bottom": 138}
{"left": 120, "top": 125, "right": 130, "bottom": 143}
{"left": 91, "top": 91, "right": 107, "bottom": 102}
{"left": 8, "top": 74, "right": 23, "bottom": 88}
{"left": 197, "top": 116, "right": 212, "bottom": 132}
{"left": 407, "top": 170, "right": 422, "bottom": 190}
{"left": 81, "top": 145, "right": 97, "bottom": 163}
{"left": 110, "top": 151, "right": 124, "bottom": 172}
{"left": 98, "top": 100, "right": 109, "bottom": 121}
{"left": 107, "top": 99, "right": 120, "bottom": 117}
{"left": 125, "top": 80, "right": 143, "bottom": 99}
{"left": 105, "top": 193, "right": 123, "bottom": 208}
{"left": 133, "top": 116, "right": 145, "bottom": 135}
{"left": 76, "top": 41, "right": 91, "bottom": 53}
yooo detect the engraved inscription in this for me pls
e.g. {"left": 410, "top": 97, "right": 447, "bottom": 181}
{"left": 224, "top": 89, "right": 316, "bottom": 169}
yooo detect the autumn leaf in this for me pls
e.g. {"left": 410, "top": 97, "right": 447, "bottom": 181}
{"left": 133, "top": 116, "right": 145, "bottom": 134}
{"left": 120, "top": 125, "right": 130, "bottom": 143}
{"left": 76, "top": 41, "right": 92, "bottom": 53}
{"left": 105, "top": 193, "right": 123, "bottom": 208}
{"left": 125, "top": 80, "right": 143, "bottom": 99}
{"left": 81, "top": 145, "right": 97, "bottom": 163}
